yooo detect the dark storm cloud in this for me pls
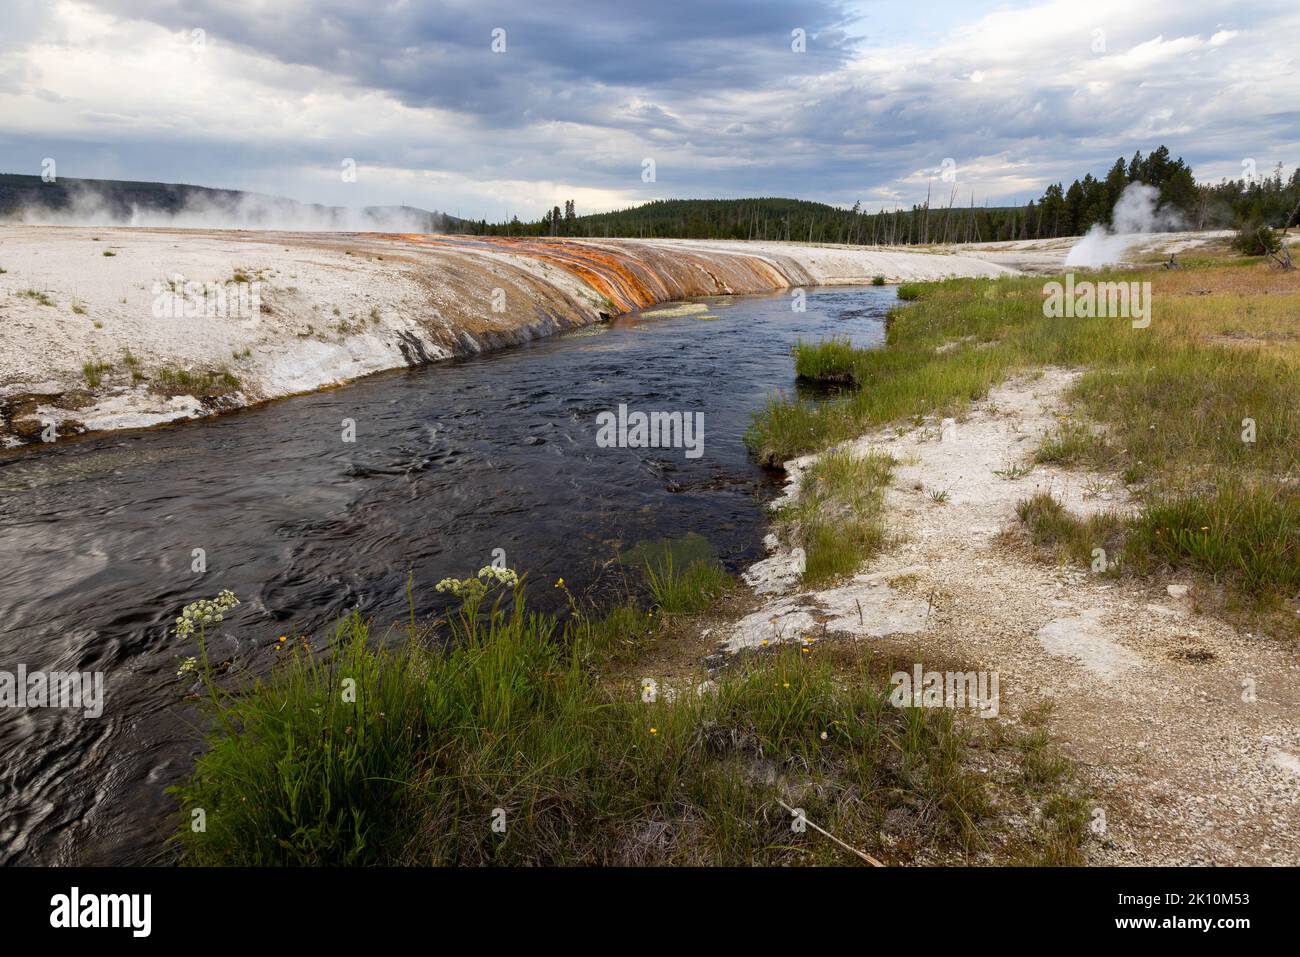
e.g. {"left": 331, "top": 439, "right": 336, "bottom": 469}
{"left": 90, "top": 0, "right": 859, "bottom": 127}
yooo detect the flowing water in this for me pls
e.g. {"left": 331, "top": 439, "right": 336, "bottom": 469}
{"left": 0, "top": 286, "right": 895, "bottom": 864}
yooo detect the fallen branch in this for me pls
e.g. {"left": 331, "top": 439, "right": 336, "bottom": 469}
{"left": 776, "top": 798, "right": 885, "bottom": 867}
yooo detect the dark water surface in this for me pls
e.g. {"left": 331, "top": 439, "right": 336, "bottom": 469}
{"left": 0, "top": 286, "right": 894, "bottom": 864}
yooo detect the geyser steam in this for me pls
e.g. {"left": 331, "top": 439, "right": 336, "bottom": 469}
{"left": 1064, "top": 182, "right": 1184, "bottom": 268}
{"left": 2, "top": 180, "right": 446, "bottom": 232}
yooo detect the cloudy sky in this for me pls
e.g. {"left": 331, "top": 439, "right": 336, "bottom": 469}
{"left": 1, "top": 0, "right": 1296, "bottom": 219}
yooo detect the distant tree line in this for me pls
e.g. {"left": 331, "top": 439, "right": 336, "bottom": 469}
{"left": 451, "top": 146, "right": 1300, "bottom": 244}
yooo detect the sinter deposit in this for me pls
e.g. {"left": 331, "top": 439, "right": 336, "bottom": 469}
{"left": 0, "top": 228, "right": 1015, "bottom": 446}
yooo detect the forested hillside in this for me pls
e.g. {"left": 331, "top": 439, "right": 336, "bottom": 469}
{"left": 456, "top": 146, "right": 1299, "bottom": 243}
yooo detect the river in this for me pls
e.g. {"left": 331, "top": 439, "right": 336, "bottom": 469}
{"left": 0, "top": 285, "right": 894, "bottom": 864}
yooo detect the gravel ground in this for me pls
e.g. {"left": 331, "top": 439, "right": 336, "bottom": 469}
{"left": 734, "top": 368, "right": 1300, "bottom": 865}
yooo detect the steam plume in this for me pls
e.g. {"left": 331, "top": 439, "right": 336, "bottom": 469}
{"left": 1064, "top": 182, "right": 1184, "bottom": 268}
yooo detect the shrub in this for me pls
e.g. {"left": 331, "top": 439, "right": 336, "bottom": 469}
{"left": 1231, "top": 221, "right": 1282, "bottom": 256}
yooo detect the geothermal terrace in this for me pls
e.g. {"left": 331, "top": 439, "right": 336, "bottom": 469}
{"left": 0, "top": 227, "right": 1226, "bottom": 445}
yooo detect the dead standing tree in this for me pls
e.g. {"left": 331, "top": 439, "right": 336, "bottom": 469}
{"left": 1268, "top": 242, "right": 1295, "bottom": 272}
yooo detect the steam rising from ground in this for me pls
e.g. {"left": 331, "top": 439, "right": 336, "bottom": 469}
{"left": 1064, "top": 183, "right": 1185, "bottom": 268}
{"left": 4, "top": 182, "right": 445, "bottom": 232}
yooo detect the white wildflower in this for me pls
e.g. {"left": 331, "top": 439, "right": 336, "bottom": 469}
{"left": 175, "top": 590, "right": 240, "bottom": 638}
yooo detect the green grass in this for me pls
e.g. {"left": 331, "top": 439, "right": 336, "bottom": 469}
{"left": 746, "top": 336, "right": 1006, "bottom": 467}
{"left": 1034, "top": 420, "right": 1109, "bottom": 467}
{"left": 168, "top": 568, "right": 1082, "bottom": 866}
{"left": 1015, "top": 480, "right": 1300, "bottom": 601}
{"left": 120, "top": 350, "right": 147, "bottom": 382}
{"left": 1135, "top": 482, "right": 1300, "bottom": 595}
{"left": 1035, "top": 794, "right": 1090, "bottom": 866}
{"left": 1014, "top": 492, "right": 1128, "bottom": 574}
{"left": 81, "top": 360, "right": 112, "bottom": 388}
{"left": 793, "top": 337, "right": 862, "bottom": 386}
{"left": 102, "top": 249, "right": 116, "bottom": 257}
{"left": 643, "top": 550, "right": 730, "bottom": 615}
{"left": 17, "top": 289, "right": 54, "bottom": 306}
{"left": 153, "top": 365, "right": 240, "bottom": 394}
{"left": 749, "top": 269, "right": 1300, "bottom": 617}
{"left": 778, "top": 449, "right": 894, "bottom": 585}
{"left": 871, "top": 275, "right": 886, "bottom": 286}
{"left": 569, "top": 600, "right": 655, "bottom": 664}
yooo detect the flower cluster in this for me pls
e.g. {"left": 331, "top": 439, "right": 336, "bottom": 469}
{"left": 477, "top": 566, "right": 520, "bottom": 587}
{"left": 437, "top": 565, "right": 520, "bottom": 600}
{"left": 175, "top": 589, "right": 240, "bottom": 638}
{"left": 435, "top": 577, "right": 487, "bottom": 601}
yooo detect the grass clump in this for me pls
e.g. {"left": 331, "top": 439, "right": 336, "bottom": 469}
{"left": 1014, "top": 481, "right": 1300, "bottom": 602}
{"left": 81, "top": 359, "right": 112, "bottom": 388}
{"left": 122, "top": 351, "right": 146, "bottom": 382}
{"left": 1034, "top": 420, "right": 1108, "bottom": 467}
{"left": 779, "top": 449, "right": 894, "bottom": 585}
{"left": 18, "top": 289, "right": 55, "bottom": 306}
{"left": 153, "top": 365, "right": 240, "bottom": 395}
{"left": 793, "top": 336, "right": 862, "bottom": 385}
{"left": 643, "top": 550, "right": 730, "bottom": 616}
{"left": 1013, "top": 492, "right": 1130, "bottom": 574}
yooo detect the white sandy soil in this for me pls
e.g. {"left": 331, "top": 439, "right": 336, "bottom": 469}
{"left": 732, "top": 369, "right": 1300, "bottom": 865}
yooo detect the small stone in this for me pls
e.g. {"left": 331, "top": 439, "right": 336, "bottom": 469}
{"left": 1166, "top": 584, "right": 1190, "bottom": 599}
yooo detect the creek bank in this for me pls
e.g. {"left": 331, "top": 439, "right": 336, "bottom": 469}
{"left": 710, "top": 368, "right": 1300, "bottom": 864}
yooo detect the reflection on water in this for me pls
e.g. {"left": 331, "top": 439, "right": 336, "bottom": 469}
{"left": 0, "top": 286, "right": 894, "bottom": 864}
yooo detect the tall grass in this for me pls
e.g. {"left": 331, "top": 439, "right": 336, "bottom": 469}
{"left": 779, "top": 449, "right": 894, "bottom": 584}
{"left": 1014, "top": 492, "right": 1131, "bottom": 573}
{"left": 793, "top": 337, "right": 861, "bottom": 385}
{"left": 169, "top": 564, "right": 1080, "bottom": 865}
{"left": 81, "top": 360, "right": 112, "bottom": 388}
{"left": 643, "top": 549, "right": 730, "bottom": 615}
